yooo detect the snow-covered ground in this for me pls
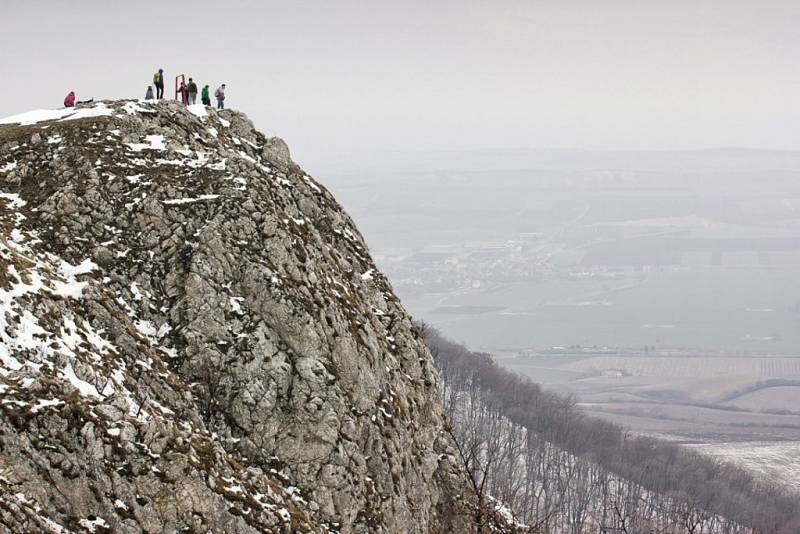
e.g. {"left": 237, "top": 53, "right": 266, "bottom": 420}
{"left": 690, "top": 441, "right": 800, "bottom": 494}
{"left": 0, "top": 103, "right": 115, "bottom": 125}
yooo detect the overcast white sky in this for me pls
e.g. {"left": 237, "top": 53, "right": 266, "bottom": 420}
{"left": 1, "top": 0, "right": 798, "bottom": 170}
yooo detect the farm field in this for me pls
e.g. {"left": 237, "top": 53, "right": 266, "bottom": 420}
{"left": 560, "top": 355, "right": 800, "bottom": 379}
{"left": 725, "top": 386, "right": 800, "bottom": 412}
{"left": 579, "top": 401, "right": 800, "bottom": 428}
{"left": 502, "top": 351, "right": 800, "bottom": 405}
{"left": 578, "top": 410, "right": 800, "bottom": 443}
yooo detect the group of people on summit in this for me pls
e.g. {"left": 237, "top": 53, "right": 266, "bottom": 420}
{"left": 62, "top": 68, "right": 228, "bottom": 109}
{"left": 147, "top": 69, "right": 226, "bottom": 109}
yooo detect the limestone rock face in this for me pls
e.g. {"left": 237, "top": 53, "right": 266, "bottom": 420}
{"left": 0, "top": 101, "right": 482, "bottom": 533}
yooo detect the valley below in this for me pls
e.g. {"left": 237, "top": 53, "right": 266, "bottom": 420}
{"left": 325, "top": 149, "right": 800, "bottom": 494}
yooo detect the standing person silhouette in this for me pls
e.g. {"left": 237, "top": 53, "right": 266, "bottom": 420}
{"left": 215, "top": 84, "right": 226, "bottom": 109}
{"left": 153, "top": 68, "right": 165, "bottom": 99}
{"left": 187, "top": 78, "right": 198, "bottom": 105}
{"left": 178, "top": 80, "right": 189, "bottom": 105}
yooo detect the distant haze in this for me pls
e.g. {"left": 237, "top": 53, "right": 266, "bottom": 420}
{"left": 2, "top": 0, "right": 799, "bottom": 172}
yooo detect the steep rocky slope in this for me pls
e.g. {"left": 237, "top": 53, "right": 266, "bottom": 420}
{"left": 0, "top": 101, "right": 498, "bottom": 533}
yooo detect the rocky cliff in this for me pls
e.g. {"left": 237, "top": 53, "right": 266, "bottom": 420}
{"left": 0, "top": 101, "right": 492, "bottom": 533}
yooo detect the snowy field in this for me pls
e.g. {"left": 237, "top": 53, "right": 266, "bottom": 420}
{"left": 690, "top": 441, "right": 800, "bottom": 494}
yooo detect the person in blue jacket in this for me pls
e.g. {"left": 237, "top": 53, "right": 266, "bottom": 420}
{"left": 215, "top": 84, "right": 226, "bottom": 109}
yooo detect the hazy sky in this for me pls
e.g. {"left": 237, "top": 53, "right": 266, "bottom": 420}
{"left": 2, "top": 0, "right": 798, "bottom": 170}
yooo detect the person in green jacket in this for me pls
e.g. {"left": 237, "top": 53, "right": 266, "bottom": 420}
{"left": 201, "top": 85, "right": 211, "bottom": 107}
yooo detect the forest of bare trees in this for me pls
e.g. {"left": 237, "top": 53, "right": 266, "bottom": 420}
{"left": 424, "top": 327, "right": 800, "bottom": 533}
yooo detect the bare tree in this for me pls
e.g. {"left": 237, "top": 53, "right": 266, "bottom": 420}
{"left": 424, "top": 326, "right": 800, "bottom": 534}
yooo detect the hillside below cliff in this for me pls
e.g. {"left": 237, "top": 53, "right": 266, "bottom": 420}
{"left": 0, "top": 100, "right": 515, "bottom": 533}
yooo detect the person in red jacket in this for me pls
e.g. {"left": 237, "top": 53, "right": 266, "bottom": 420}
{"left": 64, "top": 91, "right": 76, "bottom": 108}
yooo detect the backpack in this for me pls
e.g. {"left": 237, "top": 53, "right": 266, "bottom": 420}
{"left": 153, "top": 72, "right": 161, "bottom": 84}
{"left": 214, "top": 88, "right": 221, "bottom": 98}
